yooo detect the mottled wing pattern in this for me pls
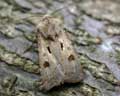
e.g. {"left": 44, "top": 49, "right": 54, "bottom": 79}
{"left": 37, "top": 16, "right": 83, "bottom": 91}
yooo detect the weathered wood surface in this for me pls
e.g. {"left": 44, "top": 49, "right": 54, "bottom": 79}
{"left": 0, "top": 0, "right": 120, "bottom": 96}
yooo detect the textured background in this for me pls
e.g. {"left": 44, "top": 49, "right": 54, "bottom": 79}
{"left": 0, "top": 0, "right": 120, "bottom": 96}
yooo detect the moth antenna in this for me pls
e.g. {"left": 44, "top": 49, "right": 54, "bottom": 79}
{"left": 50, "top": 6, "right": 66, "bottom": 15}
{"left": 16, "top": 3, "right": 73, "bottom": 25}
{"left": 49, "top": 3, "right": 73, "bottom": 16}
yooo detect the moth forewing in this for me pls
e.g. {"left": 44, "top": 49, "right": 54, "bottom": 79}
{"left": 36, "top": 15, "right": 83, "bottom": 91}
{"left": 37, "top": 32, "right": 64, "bottom": 91}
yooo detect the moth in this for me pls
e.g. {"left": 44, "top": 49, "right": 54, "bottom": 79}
{"left": 36, "top": 15, "right": 83, "bottom": 91}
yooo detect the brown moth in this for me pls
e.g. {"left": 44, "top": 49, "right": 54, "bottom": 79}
{"left": 36, "top": 15, "right": 83, "bottom": 91}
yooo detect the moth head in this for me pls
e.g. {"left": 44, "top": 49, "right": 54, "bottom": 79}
{"left": 37, "top": 15, "right": 63, "bottom": 40}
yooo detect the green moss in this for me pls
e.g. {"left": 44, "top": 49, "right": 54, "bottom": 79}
{"left": 115, "top": 51, "right": 120, "bottom": 65}
{"left": 24, "top": 33, "right": 37, "bottom": 42}
{"left": 79, "top": 55, "right": 117, "bottom": 84}
{"left": 80, "top": 84, "right": 101, "bottom": 96}
{"left": 0, "top": 44, "right": 39, "bottom": 74}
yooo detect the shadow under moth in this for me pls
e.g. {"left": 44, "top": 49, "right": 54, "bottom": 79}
{"left": 36, "top": 15, "right": 83, "bottom": 91}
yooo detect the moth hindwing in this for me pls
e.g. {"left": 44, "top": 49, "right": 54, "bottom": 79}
{"left": 36, "top": 15, "right": 83, "bottom": 91}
